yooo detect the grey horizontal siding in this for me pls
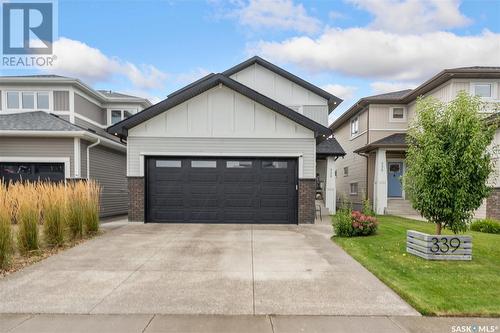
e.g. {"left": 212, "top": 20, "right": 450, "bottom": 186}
{"left": 53, "top": 91, "right": 69, "bottom": 111}
{"left": 128, "top": 137, "right": 316, "bottom": 179}
{"left": 89, "top": 144, "right": 127, "bottom": 217}
{"left": 74, "top": 93, "right": 106, "bottom": 125}
{"left": 0, "top": 137, "right": 74, "bottom": 176}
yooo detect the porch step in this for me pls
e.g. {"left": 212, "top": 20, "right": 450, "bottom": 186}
{"left": 386, "top": 199, "right": 420, "bottom": 216}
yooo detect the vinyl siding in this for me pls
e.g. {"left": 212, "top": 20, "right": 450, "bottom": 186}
{"left": 302, "top": 105, "right": 328, "bottom": 126}
{"left": 128, "top": 137, "right": 316, "bottom": 179}
{"left": 0, "top": 137, "right": 75, "bottom": 176}
{"left": 332, "top": 109, "right": 368, "bottom": 207}
{"left": 74, "top": 93, "right": 106, "bottom": 125}
{"left": 88, "top": 144, "right": 127, "bottom": 217}
{"left": 368, "top": 104, "right": 408, "bottom": 138}
{"left": 53, "top": 91, "right": 69, "bottom": 111}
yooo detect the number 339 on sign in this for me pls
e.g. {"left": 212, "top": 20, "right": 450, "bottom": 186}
{"left": 430, "top": 237, "right": 461, "bottom": 253}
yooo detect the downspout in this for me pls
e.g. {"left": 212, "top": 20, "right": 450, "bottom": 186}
{"left": 86, "top": 138, "right": 100, "bottom": 180}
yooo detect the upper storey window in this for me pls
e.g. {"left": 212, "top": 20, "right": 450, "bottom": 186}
{"left": 350, "top": 116, "right": 359, "bottom": 136}
{"left": 6, "top": 91, "right": 50, "bottom": 110}
{"left": 473, "top": 83, "right": 492, "bottom": 98}
{"left": 390, "top": 107, "right": 407, "bottom": 122}
{"left": 110, "top": 109, "right": 134, "bottom": 125}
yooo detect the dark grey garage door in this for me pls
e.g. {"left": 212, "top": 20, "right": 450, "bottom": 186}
{"left": 146, "top": 157, "right": 297, "bottom": 224}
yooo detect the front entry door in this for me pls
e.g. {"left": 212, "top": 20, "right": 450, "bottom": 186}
{"left": 387, "top": 162, "right": 403, "bottom": 197}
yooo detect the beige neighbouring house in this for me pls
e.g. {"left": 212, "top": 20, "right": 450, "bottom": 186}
{"left": 330, "top": 67, "right": 500, "bottom": 219}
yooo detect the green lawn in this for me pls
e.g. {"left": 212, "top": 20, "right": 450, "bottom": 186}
{"left": 332, "top": 215, "right": 500, "bottom": 317}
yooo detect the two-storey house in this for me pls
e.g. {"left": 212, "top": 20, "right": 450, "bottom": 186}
{"left": 331, "top": 67, "right": 500, "bottom": 219}
{"left": 0, "top": 75, "right": 151, "bottom": 216}
{"left": 108, "top": 56, "right": 345, "bottom": 224}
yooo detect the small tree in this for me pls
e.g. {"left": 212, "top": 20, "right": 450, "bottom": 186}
{"left": 404, "top": 92, "right": 497, "bottom": 234}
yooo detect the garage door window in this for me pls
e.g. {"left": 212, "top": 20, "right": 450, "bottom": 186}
{"left": 262, "top": 161, "right": 288, "bottom": 169}
{"left": 226, "top": 161, "right": 252, "bottom": 168}
{"left": 191, "top": 160, "right": 216, "bottom": 168}
{"left": 156, "top": 160, "right": 181, "bottom": 168}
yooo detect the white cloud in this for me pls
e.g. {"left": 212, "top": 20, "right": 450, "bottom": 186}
{"left": 50, "top": 37, "right": 167, "bottom": 90}
{"left": 322, "top": 83, "right": 357, "bottom": 100}
{"left": 348, "top": 0, "right": 471, "bottom": 33}
{"left": 370, "top": 81, "right": 417, "bottom": 94}
{"left": 252, "top": 28, "right": 500, "bottom": 81}
{"left": 223, "top": 0, "right": 322, "bottom": 34}
{"left": 175, "top": 67, "right": 212, "bottom": 84}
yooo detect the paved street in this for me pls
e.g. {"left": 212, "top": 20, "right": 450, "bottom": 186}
{"left": 0, "top": 221, "right": 417, "bottom": 316}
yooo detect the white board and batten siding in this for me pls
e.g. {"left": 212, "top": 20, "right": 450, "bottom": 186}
{"left": 127, "top": 85, "right": 316, "bottom": 179}
{"left": 407, "top": 230, "right": 472, "bottom": 261}
{"left": 229, "top": 63, "right": 329, "bottom": 126}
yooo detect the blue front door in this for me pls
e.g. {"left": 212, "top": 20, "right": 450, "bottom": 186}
{"left": 387, "top": 162, "right": 403, "bottom": 197}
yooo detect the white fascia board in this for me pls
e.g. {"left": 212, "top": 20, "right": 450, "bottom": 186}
{"left": 0, "top": 130, "right": 126, "bottom": 152}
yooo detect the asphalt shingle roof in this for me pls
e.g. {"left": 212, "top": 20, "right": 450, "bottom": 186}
{"left": 97, "top": 90, "right": 142, "bottom": 99}
{"left": 0, "top": 111, "right": 82, "bottom": 131}
{"left": 316, "top": 138, "right": 346, "bottom": 156}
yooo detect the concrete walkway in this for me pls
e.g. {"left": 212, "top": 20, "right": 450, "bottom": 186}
{"left": 0, "top": 221, "right": 417, "bottom": 316}
{"left": 1, "top": 314, "right": 498, "bottom": 333}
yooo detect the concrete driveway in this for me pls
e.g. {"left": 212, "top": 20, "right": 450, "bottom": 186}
{"left": 0, "top": 222, "right": 418, "bottom": 316}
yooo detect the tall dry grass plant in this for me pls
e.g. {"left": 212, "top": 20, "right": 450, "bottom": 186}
{"left": 83, "top": 181, "right": 100, "bottom": 235}
{"left": 13, "top": 182, "right": 40, "bottom": 255}
{"left": 40, "top": 182, "right": 66, "bottom": 247}
{"left": 0, "top": 182, "right": 13, "bottom": 269}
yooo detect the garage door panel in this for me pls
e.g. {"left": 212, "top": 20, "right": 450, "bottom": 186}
{"left": 147, "top": 157, "right": 297, "bottom": 224}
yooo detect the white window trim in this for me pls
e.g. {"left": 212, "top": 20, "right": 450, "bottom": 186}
{"left": 343, "top": 167, "right": 349, "bottom": 177}
{"left": 349, "top": 182, "right": 358, "bottom": 195}
{"left": 350, "top": 116, "right": 359, "bottom": 137}
{"left": 0, "top": 157, "right": 71, "bottom": 179}
{"left": 108, "top": 108, "right": 137, "bottom": 125}
{"left": 470, "top": 81, "right": 498, "bottom": 101}
{"left": 389, "top": 106, "right": 407, "bottom": 123}
{"left": 4, "top": 90, "right": 52, "bottom": 111}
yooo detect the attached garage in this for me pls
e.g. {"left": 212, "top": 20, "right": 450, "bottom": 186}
{"left": 147, "top": 157, "right": 297, "bottom": 224}
{"left": 108, "top": 59, "right": 344, "bottom": 224}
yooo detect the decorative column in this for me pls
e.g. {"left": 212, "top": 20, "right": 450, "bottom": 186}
{"left": 325, "top": 156, "right": 336, "bottom": 214}
{"left": 373, "top": 148, "right": 388, "bottom": 215}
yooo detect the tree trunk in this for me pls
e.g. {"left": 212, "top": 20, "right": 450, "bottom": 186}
{"left": 435, "top": 223, "right": 442, "bottom": 235}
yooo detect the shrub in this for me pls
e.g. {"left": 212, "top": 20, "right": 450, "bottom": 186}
{"left": 13, "top": 182, "right": 40, "bottom": 255}
{"left": 40, "top": 182, "right": 66, "bottom": 247}
{"left": 0, "top": 182, "right": 13, "bottom": 269}
{"left": 333, "top": 207, "right": 354, "bottom": 237}
{"left": 351, "top": 211, "right": 379, "bottom": 236}
{"left": 83, "top": 181, "right": 100, "bottom": 235}
{"left": 470, "top": 219, "right": 500, "bottom": 234}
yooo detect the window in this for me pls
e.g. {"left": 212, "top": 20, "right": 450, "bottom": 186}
{"left": 350, "top": 183, "right": 358, "bottom": 195}
{"left": 156, "top": 160, "right": 181, "bottom": 168}
{"left": 350, "top": 116, "right": 359, "bottom": 136}
{"left": 37, "top": 92, "right": 49, "bottom": 109}
{"left": 22, "top": 92, "right": 35, "bottom": 109}
{"left": 343, "top": 167, "right": 348, "bottom": 177}
{"left": 7, "top": 92, "right": 19, "bottom": 109}
{"left": 191, "top": 160, "right": 216, "bottom": 168}
{"left": 390, "top": 107, "right": 406, "bottom": 121}
{"left": 110, "top": 109, "right": 134, "bottom": 124}
{"left": 262, "top": 161, "right": 287, "bottom": 169}
{"left": 6, "top": 91, "right": 50, "bottom": 110}
{"left": 111, "top": 110, "right": 122, "bottom": 124}
{"left": 226, "top": 161, "right": 252, "bottom": 168}
{"left": 473, "top": 83, "right": 492, "bottom": 98}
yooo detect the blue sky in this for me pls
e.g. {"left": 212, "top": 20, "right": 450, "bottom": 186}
{"left": 2, "top": 0, "right": 500, "bottom": 122}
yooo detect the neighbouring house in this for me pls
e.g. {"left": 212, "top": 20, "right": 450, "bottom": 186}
{"left": 330, "top": 67, "right": 500, "bottom": 219}
{"left": 108, "top": 56, "right": 345, "bottom": 224}
{"left": 0, "top": 75, "right": 151, "bottom": 217}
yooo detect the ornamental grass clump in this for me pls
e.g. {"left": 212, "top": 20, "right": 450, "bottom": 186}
{"left": 40, "top": 182, "right": 66, "bottom": 247}
{"left": 13, "top": 182, "right": 40, "bottom": 255}
{"left": 0, "top": 182, "right": 13, "bottom": 269}
{"left": 66, "top": 182, "right": 86, "bottom": 240}
{"left": 83, "top": 181, "right": 100, "bottom": 235}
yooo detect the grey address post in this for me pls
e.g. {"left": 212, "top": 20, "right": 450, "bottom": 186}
{"left": 406, "top": 230, "right": 472, "bottom": 261}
